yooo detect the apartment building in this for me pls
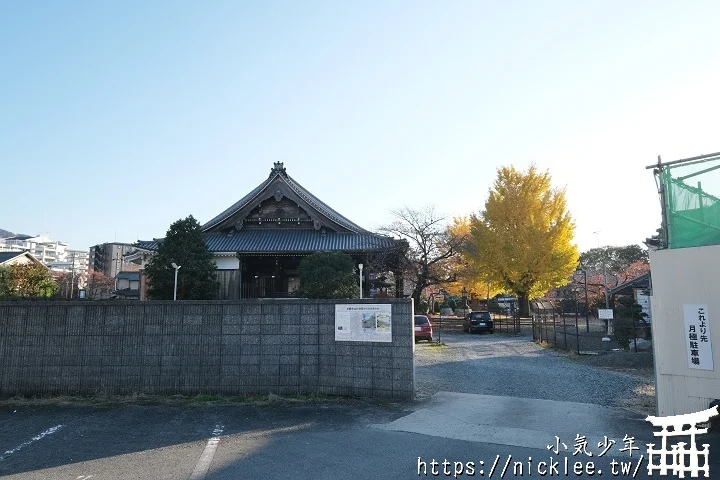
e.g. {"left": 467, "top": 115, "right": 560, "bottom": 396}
{"left": 0, "top": 234, "right": 88, "bottom": 273}
{"left": 46, "top": 249, "right": 90, "bottom": 274}
{"left": 89, "top": 242, "right": 138, "bottom": 278}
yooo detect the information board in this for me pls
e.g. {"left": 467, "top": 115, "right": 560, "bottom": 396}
{"left": 335, "top": 304, "right": 392, "bottom": 342}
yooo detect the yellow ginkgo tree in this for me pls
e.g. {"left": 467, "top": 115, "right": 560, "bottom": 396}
{"left": 466, "top": 165, "right": 579, "bottom": 316}
{"left": 445, "top": 216, "right": 505, "bottom": 300}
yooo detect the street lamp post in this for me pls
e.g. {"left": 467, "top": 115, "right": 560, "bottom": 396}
{"left": 583, "top": 269, "right": 589, "bottom": 332}
{"left": 575, "top": 266, "right": 590, "bottom": 332}
{"left": 171, "top": 262, "right": 181, "bottom": 301}
{"left": 358, "top": 263, "right": 363, "bottom": 299}
{"left": 432, "top": 292, "right": 442, "bottom": 315}
{"left": 438, "top": 291, "right": 447, "bottom": 344}
{"left": 573, "top": 287, "right": 581, "bottom": 355}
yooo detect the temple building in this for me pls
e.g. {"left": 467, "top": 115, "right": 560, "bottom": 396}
{"left": 129, "top": 163, "right": 407, "bottom": 299}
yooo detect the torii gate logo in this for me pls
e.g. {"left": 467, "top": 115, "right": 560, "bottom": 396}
{"left": 646, "top": 405, "right": 718, "bottom": 477}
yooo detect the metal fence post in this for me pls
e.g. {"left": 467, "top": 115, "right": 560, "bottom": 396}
{"left": 533, "top": 314, "right": 537, "bottom": 341}
{"left": 575, "top": 303, "right": 580, "bottom": 355}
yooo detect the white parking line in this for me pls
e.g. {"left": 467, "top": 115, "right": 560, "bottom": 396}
{"left": 188, "top": 424, "right": 224, "bottom": 480}
{"left": 0, "top": 424, "right": 65, "bottom": 461}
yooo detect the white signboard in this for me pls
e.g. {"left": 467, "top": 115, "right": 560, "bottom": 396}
{"left": 683, "top": 304, "right": 714, "bottom": 371}
{"left": 598, "top": 309, "right": 614, "bottom": 320}
{"left": 335, "top": 304, "right": 392, "bottom": 342}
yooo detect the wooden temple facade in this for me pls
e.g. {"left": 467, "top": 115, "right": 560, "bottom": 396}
{"left": 132, "top": 163, "right": 407, "bottom": 299}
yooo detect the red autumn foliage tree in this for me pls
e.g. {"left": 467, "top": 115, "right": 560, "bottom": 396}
{"left": 581, "top": 261, "right": 650, "bottom": 308}
{"left": 86, "top": 270, "right": 116, "bottom": 299}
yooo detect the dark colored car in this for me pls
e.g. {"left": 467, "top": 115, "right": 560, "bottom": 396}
{"left": 414, "top": 315, "right": 433, "bottom": 342}
{"left": 463, "top": 311, "right": 494, "bottom": 334}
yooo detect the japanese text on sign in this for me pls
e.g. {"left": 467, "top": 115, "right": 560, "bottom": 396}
{"left": 683, "top": 304, "right": 714, "bottom": 371}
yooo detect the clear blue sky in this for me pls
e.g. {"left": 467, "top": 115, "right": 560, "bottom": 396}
{"left": 3, "top": 1, "right": 720, "bottom": 252}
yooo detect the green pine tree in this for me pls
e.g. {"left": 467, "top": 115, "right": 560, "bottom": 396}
{"left": 144, "top": 216, "right": 218, "bottom": 300}
{"left": 614, "top": 295, "right": 646, "bottom": 349}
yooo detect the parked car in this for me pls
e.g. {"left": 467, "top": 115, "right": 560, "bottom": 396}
{"left": 414, "top": 315, "right": 433, "bottom": 342}
{"left": 463, "top": 311, "right": 494, "bottom": 334}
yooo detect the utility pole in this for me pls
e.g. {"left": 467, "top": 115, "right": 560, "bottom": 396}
{"left": 72, "top": 252, "right": 77, "bottom": 299}
{"left": 114, "top": 252, "right": 121, "bottom": 278}
{"left": 67, "top": 252, "right": 76, "bottom": 299}
{"left": 594, "top": 230, "right": 612, "bottom": 337}
{"left": 593, "top": 231, "right": 610, "bottom": 309}
{"left": 655, "top": 155, "right": 669, "bottom": 248}
{"left": 603, "top": 263, "right": 609, "bottom": 309}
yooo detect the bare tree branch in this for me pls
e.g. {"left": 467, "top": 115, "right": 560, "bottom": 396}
{"left": 377, "top": 206, "right": 467, "bottom": 307}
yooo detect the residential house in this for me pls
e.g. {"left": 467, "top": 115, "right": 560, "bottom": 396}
{"left": 0, "top": 251, "right": 43, "bottom": 267}
{"left": 113, "top": 269, "right": 141, "bottom": 299}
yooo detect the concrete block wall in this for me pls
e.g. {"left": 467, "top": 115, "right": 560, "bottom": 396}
{"left": 0, "top": 299, "right": 414, "bottom": 400}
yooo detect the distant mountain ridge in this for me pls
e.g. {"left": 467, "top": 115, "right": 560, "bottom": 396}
{"left": 0, "top": 229, "right": 14, "bottom": 238}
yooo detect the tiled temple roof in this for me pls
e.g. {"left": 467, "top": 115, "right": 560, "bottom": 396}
{"left": 135, "top": 229, "right": 397, "bottom": 254}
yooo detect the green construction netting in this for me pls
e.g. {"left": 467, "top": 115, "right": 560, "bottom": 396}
{"left": 665, "top": 161, "right": 720, "bottom": 248}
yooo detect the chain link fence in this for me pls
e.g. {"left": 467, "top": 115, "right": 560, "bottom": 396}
{"left": 531, "top": 300, "right": 653, "bottom": 353}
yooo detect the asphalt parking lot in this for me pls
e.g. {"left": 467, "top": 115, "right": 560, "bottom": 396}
{"left": 0, "top": 400, "right": 417, "bottom": 479}
{"left": 0, "top": 399, "right": 666, "bottom": 480}
{"left": 0, "top": 331, "right": 716, "bottom": 479}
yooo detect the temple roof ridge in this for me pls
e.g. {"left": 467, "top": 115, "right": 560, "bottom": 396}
{"left": 282, "top": 172, "right": 368, "bottom": 233}
{"left": 201, "top": 163, "right": 369, "bottom": 234}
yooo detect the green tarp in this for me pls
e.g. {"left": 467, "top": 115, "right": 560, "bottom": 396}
{"left": 665, "top": 164, "right": 720, "bottom": 248}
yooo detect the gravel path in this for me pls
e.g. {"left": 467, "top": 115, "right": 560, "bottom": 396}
{"left": 414, "top": 331, "right": 655, "bottom": 414}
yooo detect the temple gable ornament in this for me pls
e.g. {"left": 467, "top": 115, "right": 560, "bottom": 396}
{"left": 234, "top": 198, "right": 318, "bottom": 229}
{"left": 270, "top": 162, "right": 287, "bottom": 177}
